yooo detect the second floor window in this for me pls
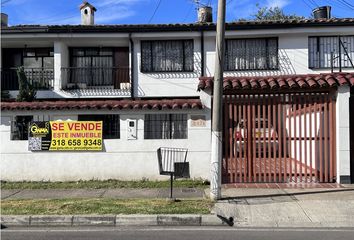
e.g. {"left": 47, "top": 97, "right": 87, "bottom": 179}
{"left": 141, "top": 40, "right": 194, "bottom": 72}
{"left": 225, "top": 38, "right": 278, "bottom": 71}
{"left": 2, "top": 48, "right": 54, "bottom": 91}
{"left": 23, "top": 48, "right": 54, "bottom": 69}
{"left": 309, "top": 36, "right": 354, "bottom": 69}
{"left": 78, "top": 114, "right": 120, "bottom": 139}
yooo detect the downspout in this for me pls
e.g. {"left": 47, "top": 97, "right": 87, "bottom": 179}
{"left": 129, "top": 33, "right": 135, "bottom": 99}
{"left": 200, "top": 30, "right": 205, "bottom": 77}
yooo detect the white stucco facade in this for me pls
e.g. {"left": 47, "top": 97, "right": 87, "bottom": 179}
{"left": 1, "top": 22, "right": 353, "bottom": 182}
{"left": 0, "top": 106, "right": 212, "bottom": 181}
{"left": 336, "top": 86, "right": 352, "bottom": 183}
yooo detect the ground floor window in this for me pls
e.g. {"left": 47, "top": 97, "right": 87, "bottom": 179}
{"left": 144, "top": 114, "right": 188, "bottom": 139}
{"left": 11, "top": 115, "right": 33, "bottom": 140}
{"left": 78, "top": 114, "right": 120, "bottom": 139}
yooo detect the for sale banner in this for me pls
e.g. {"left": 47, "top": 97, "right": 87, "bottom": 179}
{"left": 28, "top": 121, "right": 103, "bottom": 151}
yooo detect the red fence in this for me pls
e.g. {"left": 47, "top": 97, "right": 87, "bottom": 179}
{"left": 222, "top": 92, "right": 336, "bottom": 183}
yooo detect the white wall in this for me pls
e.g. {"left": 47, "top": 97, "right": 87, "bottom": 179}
{"left": 133, "top": 35, "right": 202, "bottom": 98}
{"left": 54, "top": 41, "right": 69, "bottom": 91}
{"left": 3, "top": 27, "right": 354, "bottom": 99}
{"left": 336, "top": 86, "right": 351, "bottom": 183}
{"left": 0, "top": 108, "right": 212, "bottom": 181}
{"left": 205, "top": 32, "right": 354, "bottom": 78}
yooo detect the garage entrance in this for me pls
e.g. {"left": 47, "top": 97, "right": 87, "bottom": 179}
{"left": 222, "top": 92, "right": 336, "bottom": 183}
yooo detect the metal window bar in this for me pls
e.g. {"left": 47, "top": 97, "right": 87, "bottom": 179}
{"left": 225, "top": 38, "right": 278, "bottom": 71}
{"left": 140, "top": 40, "right": 194, "bottom": 72}
{"left": 144, "top": 114, "right": 188, "bottom": 139}
{"left": 10, "top": 116, "right": 33, "bottom": 140}
{"left": 309, "top": 36, "right": 354, "bottom": 69}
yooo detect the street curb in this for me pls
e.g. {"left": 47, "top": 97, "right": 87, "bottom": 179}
{"left": 1, "top": 214, "right": 224, "bottom": 227}
{"left": 2, "top": 215, "right": 353, "bottom": 228}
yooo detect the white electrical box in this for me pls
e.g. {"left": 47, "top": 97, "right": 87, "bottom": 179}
{"left": 127, "top": 119, "right": 137, "bottom": 140}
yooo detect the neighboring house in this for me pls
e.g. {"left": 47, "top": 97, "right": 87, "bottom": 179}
{"left": 1, "top": 3, "right": 353, "bottom": 184}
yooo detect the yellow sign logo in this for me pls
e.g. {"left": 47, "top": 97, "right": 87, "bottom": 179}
{"left": 30, "top": 123, "right": 50, "bottom": 135}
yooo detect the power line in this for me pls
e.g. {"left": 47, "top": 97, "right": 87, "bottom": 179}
{"left": 1, "top": 0, "right": 12, "bottom": 7}
{"left": 335, "top": 0, "right": 354, "bottom": 10}
{"left": 1, "top": 0, "right": 11, "bottom": 4}
{"left": 308, "top": 0, "right": 319, "bottom": 7}
{"left": 182, "top": 3, "right": 194, "bottom": 22}
{"left": 301, "top": 0, "right": 314, "bottom": 10}
{"left": 325, "top": 0, "right": 354, "bottom": 12}
{"left": 337, "top": 0, "right": 354, "bottom": 8}
{"left": 29, "top": 10, "right": 78, "bottom": 23}
{"left": 148, "top": 0, "right": 162, "bottom": 24}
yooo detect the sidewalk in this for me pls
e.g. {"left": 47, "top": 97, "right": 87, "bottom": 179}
{"left": 2, "top": 185, "right": 354, "bottom": 228}
{"left": 1, "top": 188, "right": 204, "bottom": 200}
{"left": 210, "top": 185, "right": 354, "bottom": 227}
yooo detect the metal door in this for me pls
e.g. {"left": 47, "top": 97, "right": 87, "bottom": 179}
{"left": 222, "top": 92, "right": 336, "bottom": 183}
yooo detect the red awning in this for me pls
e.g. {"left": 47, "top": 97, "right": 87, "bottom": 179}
{"left": 1, "top": 99, "right": 203, "bottom": 111}
{"left": 198, "top": 73, "right": 354, "bottom": 92}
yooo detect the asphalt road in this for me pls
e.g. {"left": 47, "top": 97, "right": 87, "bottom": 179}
{"left": 2, "top": 227, "right": 354, "bottom": 240}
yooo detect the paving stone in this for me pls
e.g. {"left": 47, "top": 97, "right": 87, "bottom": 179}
{"left": 30, "top": 215, "right": 72, "bottom": 226}
{"left": 116, "top": 215, "right": 157, "bottom": 226}
{"left": 1, "top": 215, "right": 30, "bottom": 226}
{"left": 157, "top": 215, "right": 201, "bottom": 226}
{"left": 1, "top": 190, "right": 22, "bottom": 199}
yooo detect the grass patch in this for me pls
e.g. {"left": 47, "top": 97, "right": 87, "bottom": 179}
{"left": 1, "top": 198, "right": 213, "bottom": 215}
{"left": 1, "top": 179, "right": 209, "bottom": 190}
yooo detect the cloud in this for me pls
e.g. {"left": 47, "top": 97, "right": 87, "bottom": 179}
{"left": 93, "top": 0, "right": 149, "bottom": 24}
{"left": 226, "top": 0, "right": 258, "bottom": 20}
{"left": 265, "top": 0, "right": 290, "bottom": 9}
{"left": 96, "top": 0, "right": 144, "bottom": 7}
{"left": 5, "top": 0, "right": 149, "bottom": 25}
{"left": 95, "top": 7, "right": 136, "bottom": 23}
{"left": 226, "top": 0, "right": 292, "bottom": 20}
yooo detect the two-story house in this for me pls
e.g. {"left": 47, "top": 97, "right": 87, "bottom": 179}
{"left": 1, "top": 3, "right": 353, "bottom": 184}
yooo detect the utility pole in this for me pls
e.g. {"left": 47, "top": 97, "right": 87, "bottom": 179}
{"left": 210, "top": 0, "right": 226, "bottom": 201}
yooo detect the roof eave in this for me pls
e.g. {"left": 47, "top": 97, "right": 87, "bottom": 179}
{"left": 1, "top": 20, "right": 354, "bottom": 34}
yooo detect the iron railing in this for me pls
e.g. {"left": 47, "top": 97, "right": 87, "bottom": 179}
{"left": 1, "top": 68, "right": 54, "bottom": 90}
{"left": 62, "top": 67, "right": 130, "bottom": 89}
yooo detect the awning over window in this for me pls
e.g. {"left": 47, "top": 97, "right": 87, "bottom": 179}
{"left": 197, "top": 73, "right": 354, "bottom": 92}
{"left": 1, "top": 99, "right": 203, "bottom": 111}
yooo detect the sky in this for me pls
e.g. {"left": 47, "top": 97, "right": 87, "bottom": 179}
{"left": 1, "top": 0, "right": 353, "bottom": 26}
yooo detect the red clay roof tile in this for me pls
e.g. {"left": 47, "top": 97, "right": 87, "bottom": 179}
{"left": 198, "top": 73, "right": 354, "bottom": 92}
{"left": 1, "top": 99, "right": 203, "bottom": 111}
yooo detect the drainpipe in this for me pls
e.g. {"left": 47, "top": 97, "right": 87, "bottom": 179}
{"left": 200, "top": 30, "right": 205, "bottom": 77}
{"left": 129, "top": 33, "right": 135, "bottom": 99}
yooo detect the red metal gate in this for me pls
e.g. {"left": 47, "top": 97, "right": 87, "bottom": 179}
{"left": 222, "top": 92, "right": 336, "bottom": 183}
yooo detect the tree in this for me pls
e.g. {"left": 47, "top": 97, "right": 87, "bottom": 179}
{"left": 16, "top": 66, "right": 37, "bottom": 102}
{"left": 241, "top": 4, "right": 305, "bottom": 21}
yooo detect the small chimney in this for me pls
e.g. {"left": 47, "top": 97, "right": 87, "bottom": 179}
{"left": 80, "top": 1, "right": 96, "bottom": 25}
{"left": 198, "top": 6, "right": 212, "bottom": 23}
{"left": 1, "top": 13, "right": 8, "bottom": 27}
{"left": 313, "top": 6, "right": 331, "bottom": 19}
